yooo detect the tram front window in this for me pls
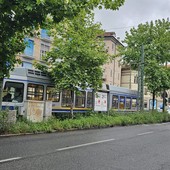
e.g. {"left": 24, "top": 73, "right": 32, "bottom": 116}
{"left": 3, "top": 81, "right": 24, "bottom": 103}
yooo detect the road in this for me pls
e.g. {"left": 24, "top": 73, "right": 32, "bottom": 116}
{"left": 0, "top": 123, "right": 170, "bottom": 170}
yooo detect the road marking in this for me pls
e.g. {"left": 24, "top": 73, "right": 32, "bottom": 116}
{"left": 142, "top": 124, "right": 150, "bottom": 126}
{"left": 0, "top": 157, "right": 22, "bottom": 163}
{"left": 137, "top": 131, "right": 153, "bottom": 136}
{"left": 56, "top": 138, "right": 116, "bottom": 151}
{"left": 161, "top": 123, "right": 168, "bottom": 125}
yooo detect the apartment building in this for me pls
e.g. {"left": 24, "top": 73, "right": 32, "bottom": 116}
{"left": 16, "top": 29, "right": 51, "bottom": 68}
{"left": 17, "top": 31, "right": 123, "bottom": 88}
{"left": 102, "top": 32, "right": 123, "bottom": 86}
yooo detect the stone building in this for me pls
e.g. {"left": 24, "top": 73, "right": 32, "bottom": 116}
{"left": 16, "top": 29, "right": 51, "bottom": 68}
{"left": 16, "top": 31, "right": 123, "bottom": 88}
{"left": 102, "top": 32, "right": 123, "bottom": 86}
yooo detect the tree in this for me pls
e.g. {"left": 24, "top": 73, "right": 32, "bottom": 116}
{"left": 118, "top": 18, "right": 170, "bottom": 110}
{"left": 145, "top": 60, "right": 170, "bottom": 111}
{"left": 36, "top": 11, "right": 109, "bottom": 117}
{"left": 0, "top": 0, "right": 125, "bottom": 76}
{"left": 0, "top": 0, "right": 125, "bottom": 110}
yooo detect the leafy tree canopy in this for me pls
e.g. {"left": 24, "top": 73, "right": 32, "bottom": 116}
{"left": 145, "top": 60, "right": 170, "bottom": 93}
{"left": 36, "top": 11, "right": 109, "bottom": 93}
{"left": 0, "top": 0, "right": 125, "bottom": 110}
{"left": 119, "top": 18, "right": 170, "bottom": 70}
{"left": 0, "top": 0, "right": 125, "bottom": 79}
{"left": 118, "top": 18, "right": 170, "bottom": 109}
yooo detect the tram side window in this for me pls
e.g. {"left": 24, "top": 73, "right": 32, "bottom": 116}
{"left": 3, "top": 82, "right": 24, "bottom": 103}
{"left": 119, "top": 96, "right": 125, "bottom": 109}
{"left": 46, "top": 86, "right": 60, "bottom": 102}
{"left": 126, "top": 97, "right": 131, "bottom": 109}
{"left": 112, "top": 95, "right": 118, "bottom": 109}
{"left": 27, "top": 84, "right": 44, "bottom": 101}
{"left": 132, "top": 98, "right": 137, "bottom": 109}
{"left": 61, "top": 90, "right": 72, "bottom": 107}
{"left": 75, "top": 91, "right": 85, "bottom": 108}
{"left": 87, "top": 92, "right": 93, "bottom": 108}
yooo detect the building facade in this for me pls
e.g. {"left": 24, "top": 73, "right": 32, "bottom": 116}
{"left": 102, "top": 32, "right": 123, "bottom": 86}
{"left": 16, "top": 29, "right": 51, "bottom": 68}
{"left": 17, "top": 31, "right": 123, "bottom": 88}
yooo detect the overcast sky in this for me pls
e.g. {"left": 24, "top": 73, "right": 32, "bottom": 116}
{"left": 94, "top": 0, "right": 170, "bottom": 41}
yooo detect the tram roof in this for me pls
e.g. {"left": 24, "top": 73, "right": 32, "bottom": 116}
{"left": 10, "top": 67, "right": 50, "bottom": 80}
{"left": 107, "top": 84, "right": 137, "bottom": 95}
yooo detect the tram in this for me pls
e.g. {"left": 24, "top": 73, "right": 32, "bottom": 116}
{"left": 2, "top": 68, "right": 138, "bottom": 117}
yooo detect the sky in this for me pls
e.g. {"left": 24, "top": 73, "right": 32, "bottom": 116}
{"left": 94, "top": 0, "right": 170, "bottom": 41}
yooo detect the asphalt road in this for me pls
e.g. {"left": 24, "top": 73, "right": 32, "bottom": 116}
{"left": 0, "top": 123, "right": 170, "bottom": 170}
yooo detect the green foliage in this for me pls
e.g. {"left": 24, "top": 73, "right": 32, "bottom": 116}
{"left": 120, "top": 19, "right": 170, "bottom": 68}
{"left": 0, "top": 0, "right": 125, "bottom": 110}
{"left": 1, "top": 111, "right": 170, "bottom": 135}
{"left": 0, "top": 0, "right": 125, "bottom": 80}
{"left": 0, "top": 111, "right": 9, "bottom": 134}
{"left": 118, "top": 18, "right": 170, "bottom": 98}
{"left": 145, "top": 60, "right": 170, "bottom": 93}
{"left": 37, "top": 11, "right": 109, "bottom": 93}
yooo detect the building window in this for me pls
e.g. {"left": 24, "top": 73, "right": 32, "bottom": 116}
{"left": 41, "top": 29, "right": 50, "bottom": 40}
{"left": 24, "top": 38, "right": 34, "bottom": 57}
{"left": 22, "top": 62, "right": 32, "bottom": 68}
{"left": 134, "top": 74, "right": 138, "bottom": 84}
{"left": 27, "top": 84, "right": 44, "bottom": 101}
{"left": 40, "top": 43, "right": 50, "bottom": 60}
{"left": 144, "top": 88, "right": 148, "bottom": 95}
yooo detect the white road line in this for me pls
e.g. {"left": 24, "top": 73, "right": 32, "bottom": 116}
{"left": 161, "top": 123, "right": 168, "bottom": 125}
{"left": 137, "top": 131, "right": 153, "bottom": 136}
{"left": 56, "top": 138, "right": 115, "bottom": 151}
{"left": 0, "top": 157, "right": 22, "bottom": 163}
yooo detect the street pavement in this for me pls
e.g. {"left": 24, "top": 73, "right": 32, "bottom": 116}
{"left": 0, "top": 123, "right": 170, "bottom": 170}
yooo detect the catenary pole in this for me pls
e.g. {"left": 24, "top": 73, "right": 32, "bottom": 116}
{"left": 140, "top": 44, "right": 144, "bottom": 111}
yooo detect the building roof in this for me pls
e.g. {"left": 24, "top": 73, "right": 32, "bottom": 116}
{"left": 103, "top": 32, "right": 124, "bottom": 46}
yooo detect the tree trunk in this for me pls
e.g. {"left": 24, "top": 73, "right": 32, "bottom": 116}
{"left": 162, "top": 90, "right": 166, "bottom": 112}
{"left": 152, "top": 91, "right": 155, "bottom": 111}
{"left": 0, "top": 78, "right": 4, "bottom": 111}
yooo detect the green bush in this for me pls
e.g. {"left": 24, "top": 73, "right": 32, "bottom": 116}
{"left": 0, "top": 111, "right": 9, "bottom": 134}
{"left": 1, "top": 111, "right": 170, "bottom": 135}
